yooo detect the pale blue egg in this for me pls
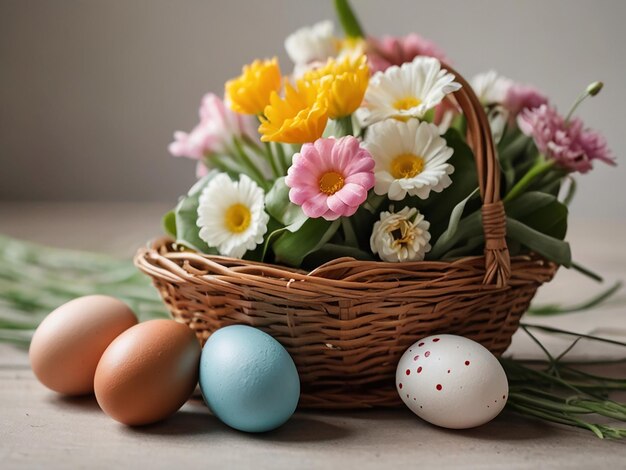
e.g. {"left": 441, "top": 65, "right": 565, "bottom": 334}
{"left": 199, "top": 325, "right": 300, "bottom": 432}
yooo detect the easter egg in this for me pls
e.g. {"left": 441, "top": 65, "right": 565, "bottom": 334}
{"left": 396, "top": 334, "right": 508, "bottom": 429}
{"left": 29, "top": 295, "right": 138, "bottom": 395}
{"left": 199, "top": 325, "right": 300, "bottom": 433}
{"left": 94, "top": 319, "right": 201, "bottom": 426}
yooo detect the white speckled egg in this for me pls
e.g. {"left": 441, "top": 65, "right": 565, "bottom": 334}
{"left": 396, "top": 334, "right": 508, "bottom": 429}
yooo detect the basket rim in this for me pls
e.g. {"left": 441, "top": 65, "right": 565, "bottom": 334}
{"left": 134, "top": 237, "right": 556, "bottom": 292}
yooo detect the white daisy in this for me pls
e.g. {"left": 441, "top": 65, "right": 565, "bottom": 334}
{"left": 197, "top": 173, "right": 269, "bottom": 258}
{"left": 370, "top": 207, "right": 431, "bottom": 262}
{"left": 284, "top": 20, "right": 337, "bottom": 67}
{"left": 364, "top": 119, "right": 454, "bottom": 201}
{"left": 471, "top": 70, "right": 512, "bottom": 106}
{"left": 356, "top": 56, "right": 461, "bottom": 126}
{"left": 471, "top": 71, "right": 513, "bottom": 142}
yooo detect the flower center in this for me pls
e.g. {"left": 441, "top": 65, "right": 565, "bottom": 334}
{"left": 224, "top": 203, "right": 252, "bottom": 233}
{"left": 392, "top": 96, "right": 421, "bottom": 111}
{"left": 319, "top": 171, "right": 345, "bottom": 195}
{"left": 390, "top": 153, "right": 424, "bottom": 179}
{"left": 390, "top": 221, "right": 415, "bottom": 248}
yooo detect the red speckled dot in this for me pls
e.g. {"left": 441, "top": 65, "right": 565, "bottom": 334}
{"left": 399, "top": 383, "right": 403, "bottom": 389}
{"left": 433, "top": 338, "right": 440, "bottom": 342}
{"left": 447, "top": 369, "right": 451, "bottom": 374}
{"left": 465, "top": 360, "right": 470, "bottom": 366}
{"left": 424, "top": 351, "right": 431, "bottom": 357}
{"left": 405, "top": 369, "right": 411, "bottom": 376}
{"left": 413, "top": 355, "right": 419, "bottom": 361}
{"left": 418, "top": 342, "right": 424, "bottom": 347}
{"left": 436, "top": 384, "right": 443, "bottom": 391}
{"left": 417, "top": 366, "right": 423, "bottom": 373}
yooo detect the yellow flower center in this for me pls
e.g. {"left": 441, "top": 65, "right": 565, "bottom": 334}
{"left": 390, "top": 153, "right": 424, "bottom": 179}
{"left": 393, "top": 96, "right": 421, "bottom": 111}
{"left": 319, "top": 171, "right": 345, "bottom": 195}
{"left": 224, "top": 203, "right": 251, "bottom": 233}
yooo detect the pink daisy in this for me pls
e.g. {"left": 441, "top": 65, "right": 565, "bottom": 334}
{"left": 168, "top": 93, "right": 257, "bottom": 161}
{"left": 517, "top": 104, "right": 615, "bottom": 173}
{"left": 285, "top": 136, "right": 375, "bottom": 221}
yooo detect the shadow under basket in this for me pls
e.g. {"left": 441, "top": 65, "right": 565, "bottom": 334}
{"left": 134, "top": 63, "right": 557, "bottom": 409}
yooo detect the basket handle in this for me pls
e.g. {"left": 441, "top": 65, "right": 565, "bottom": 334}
{"left": 441, "top": 62, "right": 511, "bottom": 287}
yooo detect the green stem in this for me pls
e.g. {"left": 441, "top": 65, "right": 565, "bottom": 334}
{"left": 274, "top": 142, "right": 290, "bottom": 172}
{"left": 334, "top": 0, "right": 365, "bottom": 38}
{"left": 363, "top": 192, "right": 386, "bottom": 214}
{"left": 334, "top": 116, "right": 354, "bottom": 137}
{"left": 230, "top": 140, "right": 269, "bottom": 189}
{"left": 564, "top": 82, "right": 603, "bottom": 124}
{"left": 264, "top": 142, "right": 281, "bottom": 179}
{"left": 504, "top": 157, "right": 556, "bottom": 202}
{"left": 341, "top": 218, "right": 359, "bottom": 248}
{"left": 571, "top": 261, "right": 604, "bottom": 283}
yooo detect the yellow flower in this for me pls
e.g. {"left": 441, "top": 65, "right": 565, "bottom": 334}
{"left": 225, "top": 58, "right": 282, "bottom": 115}
{"left": 302, "top": 55, "right": 369, "bottom": 119}
{"left": 259, "top": 79, "right": 329, "bottom": 144}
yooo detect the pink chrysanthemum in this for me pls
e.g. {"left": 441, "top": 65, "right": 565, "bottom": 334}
{"left": 517, "top": 104, "right": 615, "bottom": 173}
{"left": 285, "top": 136, "right": 375, "bottom": 221}
{"left": 367, "top": 33, "right": 448, "bottom": 74}
{"left": 168, "top": 93, "right": 257, "bottom": 161}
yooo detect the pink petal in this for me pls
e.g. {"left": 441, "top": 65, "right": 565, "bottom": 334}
{"left": 301, "top": 193, "right": 330, "bottom": 218}
{"left": 322, "top": 209, "right": 341, "bottom": 221}
{"left": 345, "top": 171, "right": 375, "bottom": 189}
{"left": 335, "top": 182, "right": 367, "bottom": 207}
{"left": 289, "top": 186, "right": 316, "bottom": 205}
{"left": 330, "top": 136, "right": 359, "bottom": 171}
{"left": 327, "top": 194, "right": 358, "bottom": 217}
{"left": 313, "top": 138, "right": 337, "bottom": 171}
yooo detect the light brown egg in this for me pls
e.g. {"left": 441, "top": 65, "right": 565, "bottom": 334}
{"left": 29, "top": 295, "right": 138, "bottom": 395}
{"left": 94, "top": 319, "right": 201, "bottom": 426}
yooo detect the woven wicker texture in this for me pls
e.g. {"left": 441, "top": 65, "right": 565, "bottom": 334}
{"left": 135, "top": 64, "right": 558, "bottom": 408}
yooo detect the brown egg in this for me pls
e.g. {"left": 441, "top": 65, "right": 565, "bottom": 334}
{"left": 94, "top": 319, "right": 201, "bottom": 426}
{"left": 29, "top": 295, "right": 138, "bottom": 395}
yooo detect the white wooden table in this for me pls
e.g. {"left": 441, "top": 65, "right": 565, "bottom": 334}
{"left": 1, "top": 203, "right": 625, "bottom": 468}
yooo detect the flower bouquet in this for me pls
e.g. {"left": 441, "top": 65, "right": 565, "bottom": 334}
{"left": 135, "top": 0, "right": 614, "bottom": 408}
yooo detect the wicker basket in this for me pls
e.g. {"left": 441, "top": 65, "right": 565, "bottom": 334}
{"left": 134, "top": 64, "right": 558, "bottom": 409}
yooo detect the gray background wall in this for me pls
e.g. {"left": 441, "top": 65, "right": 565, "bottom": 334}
{"left": 1, "top": 0, "right": 624, "bottom": 218}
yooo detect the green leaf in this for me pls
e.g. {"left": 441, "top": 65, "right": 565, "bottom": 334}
{"left": 504, "top": 191, "right": 560, "bottom": 221}
{"left": 506, "top": 217, "right": 571, "bottom": 266}
{"left": 430, "top": 187, "right": 479, "bottom": 255}
{"left": 334, "top": 0, "right": 365, "bottom": 38}
{"left": 506, "top": 192, "right": 568, "bottom": 241}
{"left": 265, "top": 177, "right": 307, "bottom": 231}
{"left": 562, "top": 177, "right": 577, "bottom": 206}
{"left": 427, "top": 209, "right": 483, "bottom": 260}
{"left": 162, "top": 210, "right": 177, "bottom": 238}
{"left": 273, "top": 218, "right": 341, "bottom": 267}
{"left": 174, "top": 171, "right": 219, "bottom": 254}
{"left": 528, "top": 281, "right": 623, "bottom": 316}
